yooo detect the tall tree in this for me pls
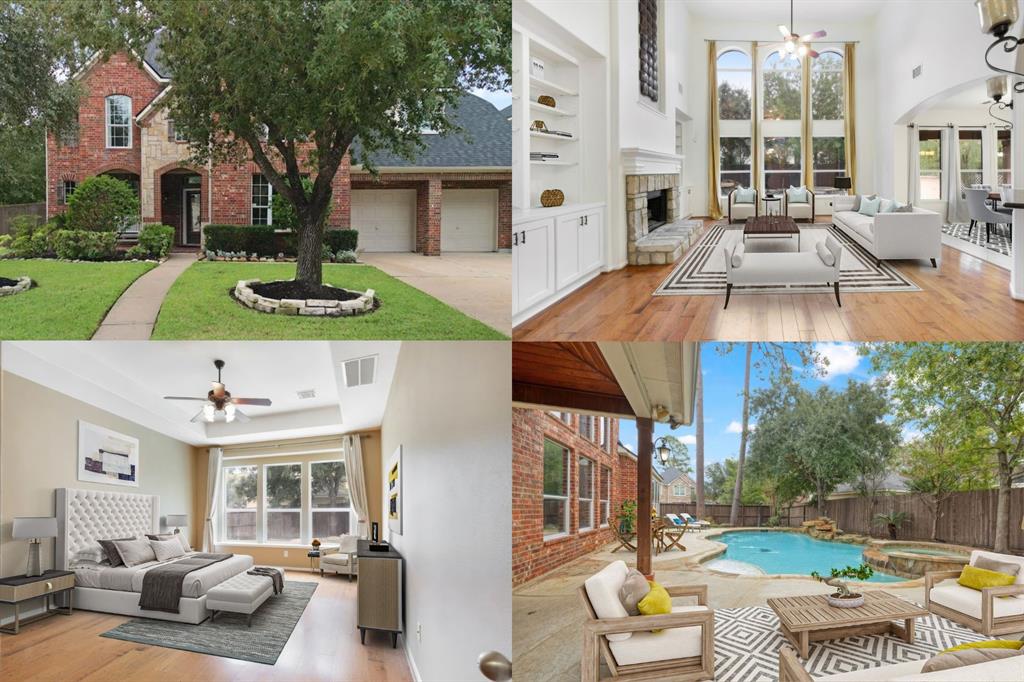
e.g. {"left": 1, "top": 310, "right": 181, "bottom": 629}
{"left": 695, "top": 353, "right": 706, "bottom": 519}
{"left": 844, "top": 380, "right": 900, "bottom": 529}
{"left": 730, "top": 342, "right": 753, "bottom": 525}
{"left": 704, "top": 461, "right": 729, "bottom": 505}
{"left": 660, "top": 436, "right": 691, "bottom": 475}
{"left": 871, "top": 343, "right": 1024, "bottom": 552}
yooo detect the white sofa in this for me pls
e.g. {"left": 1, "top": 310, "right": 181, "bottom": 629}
{"left": 727, "top": 188, "right": 759, "bottom": 224}
{"left": 780, "top": 645, "right": 1024, "bottom": 681}
{"left": 926, "top": 550, "right": 1024, "bottom": 635}
{"left": 832, "top": 195, "right": 942, "bottom": 267}
{"left": 723, "top": 235, "right": 844, "bottom": 308}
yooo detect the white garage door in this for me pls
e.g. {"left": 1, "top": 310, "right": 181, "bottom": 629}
{"left": 351, "top": 189, "right": 416, "bottom": 252}
{"left": 441, "top": 189, "right": 497, "bottom": 252}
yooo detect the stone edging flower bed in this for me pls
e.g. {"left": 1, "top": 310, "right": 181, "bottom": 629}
{"left": 233, "top": 279, "right": 376, "bottom": 317}
{"left": 0, "top": 276, "right": 32, "bottom": 296}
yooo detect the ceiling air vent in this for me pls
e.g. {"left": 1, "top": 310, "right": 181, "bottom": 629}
{"left": 296, "top": 389, "right": 316, "bottom": 400}
{"left": 343, "top": 355, "right": 377, "bottom": 388}
{"left": 912, "top": 65, "right": 922, "bottom": 79}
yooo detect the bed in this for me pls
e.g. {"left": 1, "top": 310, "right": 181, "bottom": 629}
{"left": 56, "top": 488, "right": 253, "bottom": 624}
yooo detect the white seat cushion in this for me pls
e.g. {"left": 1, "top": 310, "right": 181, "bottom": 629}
{"left": 585, "top": 561, "right": 631, "bottom": 641}
{"left": 206, "top": 572, "right": 275, "bottom": 604}
{"left": 895, "top": 655, "right": 1024, "bottom": 681}
{"left": 929, "top": 579, "right": 1024, "bottom": 620}
{"left": 607, "top": 605, "right": 708, "bottom": 666}
{"left": 729, "top": 253, "right": 833, "bottom": 285}
{"left": 321, "top": 553, "right": 352, "bottom": 567}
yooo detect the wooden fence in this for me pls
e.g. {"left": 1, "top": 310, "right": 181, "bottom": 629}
{"left": 0, "top": 202, "right": 45, "bottom": 235}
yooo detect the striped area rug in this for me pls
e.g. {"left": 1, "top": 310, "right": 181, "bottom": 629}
{"left": 654, "top": 223, "right": 922, "bottom": 297}
{"left": 713, "top": 605, "right": 987, "bottom": 681}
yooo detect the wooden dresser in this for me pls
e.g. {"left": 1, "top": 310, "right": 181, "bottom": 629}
{"left": 356, "top": 539, "right": 403, "bottom": 647}
{"left": 0, "top": 570, "right": 74, "bottom": 634}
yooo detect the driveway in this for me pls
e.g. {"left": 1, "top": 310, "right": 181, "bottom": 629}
{"left": 360, "top": 252, "right": 511, "bottom": 335}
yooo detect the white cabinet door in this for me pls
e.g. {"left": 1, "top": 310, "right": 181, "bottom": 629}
{"left": 578, "top": 209, "right": 603, "bottom": 274}
{"left": 555, "top": 213, "right": 582, "bottom": 289}
{"left": 513, "top": 218, "right": 555, "bottom": 314}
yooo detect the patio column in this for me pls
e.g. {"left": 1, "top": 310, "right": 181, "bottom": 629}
{"left": 637, "top": 417, "right": 653, "bottom": 577}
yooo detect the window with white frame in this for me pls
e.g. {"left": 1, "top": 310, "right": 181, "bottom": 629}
{"left": 543, "top": 439, "right": 570, "bottom": 538}
{"left": 223, "top": 465, "right": 258, "bottom": 542}
{"left": 265, "top": 463, "right": 301, "bottom": 543}
{"left": 919, "top": 129, "right": 943, "bottom": 200}
{"left": 59, "top": 180, "right": 77, "bottom": 205}
{"left": 252, "top": 174, "right": 273, "bottom": 224}
{"left": 811, "top": 51, "right": 846, "bottom": 193}
{"left": 959, "top": 129, "right": 983, "bottom": 188}
{"left": 105, "top": 95, "right": 132, "bottom": 148}
{"left": 310, "top": 460, "right": 352, "bottom": 537}
{"left": 998, "top": 129, "right": 1012, "bottom": 186}
{"left": 547, "top": 411, "right": 571, "bottom": 425}
{"left": 579, "top": 456, "right": 595, "bottom": 531}
{"left": 673, "top": 483, "right": 687, "bottom": 497}
{"left": 717, "top": 49, "right": 753, "bottom": 196}
{"left": 599, "top": 464, "right": 611, "bottom": 527}
{"left": 600, "top": 417, "right": 612, "bottom": 452}
{"left": 578, "top": 414, "right": 597, "bottom": 442}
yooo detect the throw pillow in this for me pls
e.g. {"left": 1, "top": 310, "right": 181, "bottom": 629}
{"left": 815, "top": 241, "right": 835, "bottom": 267}
{"left": 786, "top": 186, "right": 808, "bottom": 203}
{"left": 734, "top": 187, "right": 756, "bottom": 204}
{"left": 176, "top": 533, "right": 193, "bottom": 553}
{"left": 893, "top": 202, "right": 914, "bottom": 213}
{"left": 879, "top": 198, "right": 895, "bottom": 213}
{"left": 943, "top": 639, "right": 1024, "bottom": 653}
{"left": 148, "top": 532, "right": 192, "bottom": 554}
{"left": 957, "top": 564, "right": 1017, "bottom": 591}
{"left": 859, "top": 196, "right": 882, "bottom": 216}
{"left": 112, "top": 538, "right": 157, "bottom": 567}
{"left": 70, "top": 544, "right": 105, "bottom": 565}
{"left": 974, "top": 555, "right": 1022, "bottom": 578}
{"left": 150, "top": 538, "right": 187, "bottom": 562}
{"left": 731, "top": 242, "right": 745, "bottom": 268}
{"left": 637, "top": 580, "right": 672, "bottom": 632}
{"left": 851, "top": 195, "right": 863, "bottom": 212}
{"left": 921, "top": 648, "right": 1022, "bottom": 673}
{"left": 98, "top": 536, "right": 136, "bottom": 568}
{"left": 618, "top": 569, "right": 651, "bottom": 616}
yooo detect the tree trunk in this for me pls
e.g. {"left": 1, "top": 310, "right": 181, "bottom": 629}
{"left": 295, "top": 211, "right": 327, "bottom": 285}
{"left": 995, "top": 455, "right": 1012, "bottom": 553}
{"left": 729, "top": 343, "right": 753, "bottom": 526}
{"left": 930, "top": 497, "right": 939, "bottom": 542}
{"left": 816, "top": 480, "right": 826, "bottom": 516}
{"left": 695, "top": 353, "right": 705, "bottom": 520}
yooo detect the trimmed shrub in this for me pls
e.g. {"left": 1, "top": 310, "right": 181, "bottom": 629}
{"left": 6, "top": 215, "right": 59, "bottom": 258}
{"left": 138, "top": 223, "right": 175, "bottom": 259}
{"left": 324, "top": 229, "right": 358, "bottom": 253}
{"left": 65, "top": 175, "right": 140, "bottom": 233}
{"left": 335, "top": 249, "right": 358, "bottom": 264}
{"left": 125, "top": 244, "right": 150, "bottom": 260}
{"left": 204, "top": 225, "right": 278, "bottom": 257}
{"left": 321, "top": 244, "right": 334, "bottom": 261}
{"left": 52, "top": 229, "right": 118, "bottom": 261}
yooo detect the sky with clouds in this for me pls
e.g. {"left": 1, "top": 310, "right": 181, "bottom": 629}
{"left": 617, "top": 343, "right": 882, "bottom": 473}
{"left": 473, "top": 87, "right": 512, "bottom": 110}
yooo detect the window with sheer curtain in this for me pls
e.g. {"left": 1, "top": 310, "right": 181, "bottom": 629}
{"left": 919, "top": 129, "right": 943, "bottom": 200}
{"left": 958, "top": 129, "right": 984, "bottom": 188}
{"left": 717, "top": 49, "right": 753, "bottom": 196}
{"left": 762, "top": 51, "right": 803, "bottom": 191}
{"left": 811, "top": 51, "right": 846, "bottom": 193}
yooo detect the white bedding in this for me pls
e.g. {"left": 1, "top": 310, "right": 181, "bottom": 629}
{"left": 73, "top": 552, "right": 254, "bottom": 598}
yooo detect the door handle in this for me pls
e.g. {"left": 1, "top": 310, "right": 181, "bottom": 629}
{"left": 513, "top": 232, "right": 518, "bottom": 246}
{"left": 585, "top": 215, "right": 589, "bottom": 226}
{"left": 521, "top": 230, "right": 526, "bottom": 244}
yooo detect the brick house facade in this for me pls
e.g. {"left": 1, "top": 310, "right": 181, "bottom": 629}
{"left": 513, "top": 408, "right": 645, "bottom": 587}
{"left": 46, "top": 49, "right": 511, "bottom": 256}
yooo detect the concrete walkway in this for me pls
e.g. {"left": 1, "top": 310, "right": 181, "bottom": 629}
{"left": 360, "top": 252, "right": 511, "bottom": 335}
{"left": 92, "top": 252, "right": 197, "bottom": 339}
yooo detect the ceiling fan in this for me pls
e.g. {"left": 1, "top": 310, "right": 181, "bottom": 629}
{"left": 768, "top": 0, "right": 827, "bottom": 61}
{"left": 164, "top": 359, "right": 272, "bottom": 423}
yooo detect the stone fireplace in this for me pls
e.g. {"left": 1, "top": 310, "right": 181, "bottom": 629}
{"left": 625, "top": 173, "right": 680, "bottom": 264}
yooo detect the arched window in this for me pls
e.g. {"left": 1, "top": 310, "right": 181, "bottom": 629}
{"left": 717, "top": 49, "right": 752, "bottom": 196}
{"left": 763, "top": 52, "right": 802, "bottom": 121}
{"left": 811, "top": 51, "right": 846, "bottom": 192}
{"left": 105, "top": 95, "right": 132, "bottom": 149}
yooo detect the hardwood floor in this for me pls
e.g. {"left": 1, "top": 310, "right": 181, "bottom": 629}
{"left": 514, "top": 217, "right": 1024, "bottom": 341}
{"left": 0, "top": 570, "right": 412, "bottom": 682}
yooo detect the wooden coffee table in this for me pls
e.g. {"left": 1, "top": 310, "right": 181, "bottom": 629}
{"left": 767, "top": 591, "right": 929, "bottom": 659}
{"left": 743, "top": 215, "right": 801, "bottom": 251}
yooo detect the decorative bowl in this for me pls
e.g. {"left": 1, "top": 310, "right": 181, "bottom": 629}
{"left": 825, "top": 593, "right": 864, "bottom": 608}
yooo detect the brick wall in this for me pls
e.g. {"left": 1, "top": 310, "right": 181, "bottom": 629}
{"left": 513, "top": 408, "right": 637, "bottom": 587}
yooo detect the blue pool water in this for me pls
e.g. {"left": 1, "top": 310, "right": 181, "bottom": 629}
{"left": 710, "top": 531, "right": 904, "bottom": 582}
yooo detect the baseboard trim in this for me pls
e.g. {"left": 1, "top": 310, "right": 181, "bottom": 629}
{"left": 403, "top": 640, "right": 423, "bottom": 682}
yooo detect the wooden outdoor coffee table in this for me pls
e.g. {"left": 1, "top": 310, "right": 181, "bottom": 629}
{"left": 743, "top": 215, "right": 801, "bottom": 251}
{"left": 767, "top": 591, "right": 929, "bottom": 659}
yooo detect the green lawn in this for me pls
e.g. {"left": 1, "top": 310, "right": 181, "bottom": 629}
{"left": 151, "top": 262, "right": 506, "bottom": 339}
{"left": 0, "top": 259, "right": 156, "bottom": 339}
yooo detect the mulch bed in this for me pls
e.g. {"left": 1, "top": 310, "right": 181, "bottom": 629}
{"left": 251, "top": 280, "right": 361, "bottom": 302}
{"left": 0, "top": 277, "right": 21, "bottom": 287}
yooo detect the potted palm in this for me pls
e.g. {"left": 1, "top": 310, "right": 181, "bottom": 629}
{"left": 811, "top": 564, "right": 874, "bottom": 608}
{"left": 873, "top": 511, "right": 910, "bottom": 540}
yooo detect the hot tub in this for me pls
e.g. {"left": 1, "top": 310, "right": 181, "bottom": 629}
{"left": 863, "top": 540, "right": 971, "bottom": 578}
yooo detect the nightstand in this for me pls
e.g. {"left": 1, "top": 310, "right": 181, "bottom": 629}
{"left": 0, "top": 570, "right": 74, "bottom": 634}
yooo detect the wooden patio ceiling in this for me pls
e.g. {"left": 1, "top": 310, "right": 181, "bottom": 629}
{"left": 512, "top": 342, "right": 636, "bottom": 418}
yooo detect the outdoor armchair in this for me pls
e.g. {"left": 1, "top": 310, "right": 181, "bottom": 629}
{"left": 924, "top": 550, "right": 1024, "bottom": 635}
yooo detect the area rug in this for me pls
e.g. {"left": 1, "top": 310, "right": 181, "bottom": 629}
{"left": 943, "top": 222, "right": 1011, "bottom": 257}
{"left": 713, "top": 605, "right": 988, "bottom": 681}
{"left": 654, "top": 222, "right": 922, "bottom": 297}
{"left": 100, "top": 580, "right": 317, "bottom": 665}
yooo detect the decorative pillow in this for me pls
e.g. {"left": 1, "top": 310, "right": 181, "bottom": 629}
{"left": 859, "top": 196, "right": 882, "bottom": 216}
{"left": 731, "top": 242, "right": 745, "bottom": 268}
{"left": 851, "top": 195, "right": 863, "bottom": 212}
{"left": 943, "top": 639, "right": 1024, "bottom": 653}
{"left": 815, "top": 241, "right": 836, "bottom": 267}
{"left": 879, "top": 198, "right": 895, "bottom": 213}
{"left": 787, "top": 186, "right": 808, "bottom": 203}
{"left": 150, "top": 538, "right": 187, "bottom": 562}
{"left": 974, "top": 555, "right": 1022, "bottom": 578}
{"left": 147, "top": 532, "right": 192, "bottom": 554}
{"left": 176, "top": 533, "right": 193, "bottom": 553}
{"left": 637, "top": 580, "right": 672, "bottom": 632}
{"left": 893, "top": 202, "right": 914, "bottom": 213}
{"left": 112, "top": 538, "right": 157, "bottom": 567}
{"left": 70, "top": 544, "right": 105, "bottom": 565}
{"left": 957, "top": 564, "right": 1017, "bottom": 591}
{"left": 98, "top": 536, "right": 136, "bottom": 568}
{"left": 618, "top": 569, "right": 651, "bottom": 616}
{"left": 921, "top": 647, "right": 1022, "bottom": 673}
{"left": 734, "top": 187, "right": 756, "bottom": 204}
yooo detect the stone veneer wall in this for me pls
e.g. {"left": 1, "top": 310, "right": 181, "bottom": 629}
{"left": 625, "top": 173, "right": 679, "bottom": 265}
{"left": 140, "top": 109, "right": 195, "bottom": 221}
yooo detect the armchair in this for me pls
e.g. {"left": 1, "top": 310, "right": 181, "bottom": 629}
{"left": 783, "top": 188, "right": 815, "bottom": 223}
{"left": 580, "top": 561, "right": 714, "bottom": 682}
{"left": 924, "top": 550, "right": 1024, "bottom": 635}
{"left": 319, "top": 534, "right": 359, "bottom": 579}
{"left": 727, "top": 188, "right": 759, "bottom": 225}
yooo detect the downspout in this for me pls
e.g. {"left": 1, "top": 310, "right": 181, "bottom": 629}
{"left": 44, "top": 128, "right": 49, "bottom": 218}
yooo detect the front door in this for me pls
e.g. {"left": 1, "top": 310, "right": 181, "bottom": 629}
{"left": 184, "top": 188, "right": 201, "bottom": 245}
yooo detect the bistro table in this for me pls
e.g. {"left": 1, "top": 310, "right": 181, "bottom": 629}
{"left": 762, "top": 195, "right": 782, "bottom": 217}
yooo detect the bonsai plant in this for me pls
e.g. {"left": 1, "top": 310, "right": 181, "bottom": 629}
{"left": 617, "top": 500, "right": 637, "bottom": 534}
{"left": 811, "top": 564, "right": 875, "bottom": 608}
{"left": 873, "top": 510, "right": 910, "bottom": 540}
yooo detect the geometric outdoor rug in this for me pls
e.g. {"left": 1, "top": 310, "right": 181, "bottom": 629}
{"left": 943, "top": 222, "right": 1012, "bottom": 257}
{"left": 712, "top": 605, "right": 989, "bottom": 681}
{"left": 100, "top": 580, "right": 317, "bottom": 665}
{"left": 654, "top": 222, "right": 922, "bottom": 297}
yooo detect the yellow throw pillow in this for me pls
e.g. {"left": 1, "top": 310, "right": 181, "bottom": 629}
{"left": 637, "top": 580, "right": 672, "bottom": 633}
{"left": 942, "top": 639, "right": 1024, "bottom": 653}
{"left": 957, "top": 565, "right": 1017, "bottom": 591}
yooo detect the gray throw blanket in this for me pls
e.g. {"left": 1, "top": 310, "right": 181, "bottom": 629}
{"left": 248, "top": 566, "right": 284, "bottom": 594}
{"left": 138, "top": 552, "right": 233, "bottom": 613}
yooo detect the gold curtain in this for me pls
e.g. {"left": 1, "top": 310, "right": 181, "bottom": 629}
{"left": 707, "top": 41, "right": 723, "bottom": 219}
{"left": 802, "top": 53, "right": 814, "bottom": 190}
{"left": 844, "top": 43, "right": 857, "bottom": 194}
{"left": 751, "top": 42, "right": 762, "bottom": 196}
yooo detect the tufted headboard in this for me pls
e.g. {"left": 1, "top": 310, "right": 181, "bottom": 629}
{"left": 55, "top": 488, "right": 159, "bottom": 570}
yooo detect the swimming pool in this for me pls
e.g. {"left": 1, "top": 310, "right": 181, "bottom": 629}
{"left": 707, "top": 530, "right": 904, "bottom": 582}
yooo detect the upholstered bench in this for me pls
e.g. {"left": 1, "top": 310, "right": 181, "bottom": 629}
{"left": 723, "top": 235, "right": 844, "bottom": 309}
{"left": 206, "top": 569, "right": 281, "bottom": 627}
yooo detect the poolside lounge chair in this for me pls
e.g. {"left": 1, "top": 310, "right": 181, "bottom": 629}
{"left": 779, "top": 645, "right": 1024, "bottom": 682}
{"left": 924, "top": 550, "right": 1024, "bottom": 636}
{"left": 580, "top": 561, "right": 715, "bottom": 682}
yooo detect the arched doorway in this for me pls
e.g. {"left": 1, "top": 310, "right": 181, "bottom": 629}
{"left": 160, "top": 169, "right": 203, "bottom": 246}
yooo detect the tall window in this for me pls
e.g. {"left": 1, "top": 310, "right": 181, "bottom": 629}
{"left": 105, "top": 95, "right": 132, "bottom": 148}
{"left": 718, "top": 49, "right": 753, "bottom": 195}
{"left": 579, "top": 415, "right": 596, "bottom": 442}
{"left": 252, "top": 174, "right": 273, "bottom": 224}
{"left": 959, "top": 129, "right": 983, "bottom": 188}
{"left": 600, "top": 417, "right": 612, "bottom": 452}
{"left": 919, "top": 129, "right": 943, "bottom": 200}
{"left": 762, "top": 51, "right": 803, "bottom": 190}
{"left": 310, "top": 460, "right": 352, "bottom": 537}
{"left": 998, "top": 129, "right": 1012, "bottom": 186}
{"left": 578, "top": 456, "right": 594, "bottom": 531}
{"left": 543, "top": 439, "right": 570, "bottom": 538}
{"left": 638, "top": 0, "right": 658, "bottom": 103}
{"left": 764, "top": 136, "right": 801, "bottom": 190}
{"left": 600, "top": 465, "right": 611, "bottom": 527}
{"left": 811, "top": 51, "right": 846, "bottom": 193}
{"left": 547, "top": 411, "right": 571, "bottom": 425}
{"left": 223, "top": 465, "right": 258, "bottom": 542}
{"left": 265, "top": 463, "right": 301, "bottom": 543}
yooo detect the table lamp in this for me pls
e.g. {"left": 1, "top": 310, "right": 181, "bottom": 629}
{"left": 13, "top": 517, "right": 58, "bottom": 577}
{"left": 166, "top": 514, "right": 188, "bottom": 534}
{"left": 834, "top": 177, "right": 852, "bottom": 195}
